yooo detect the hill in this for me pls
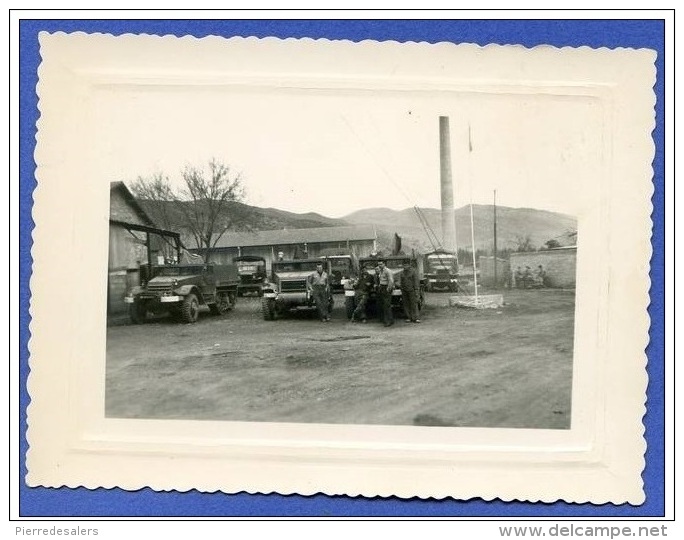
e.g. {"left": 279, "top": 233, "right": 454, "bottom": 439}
{"left": 343, "top": 205, "right": 577, "bottom": 254}
{"left": 136, "top": 197, "right": 576, "bottom": 255}
{"left": 137, "top": 199, "right": 346, "bottom": 234}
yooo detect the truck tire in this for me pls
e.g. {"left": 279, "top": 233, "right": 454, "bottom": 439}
{"left": 344, "top": 296, "right": 356, "bottom": 319}
{"left": 262, "top": 297, "right": 276, "bottom": 320}
{"left": 129, "top": 300, "right": 147, "bottom": 324}
{"left": 181, "top": 293, "right": 200, "bottom": 323}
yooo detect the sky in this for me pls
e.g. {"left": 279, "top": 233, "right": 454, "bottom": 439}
{"left": 94, "top": 77, "right": 602, "bottom": 219}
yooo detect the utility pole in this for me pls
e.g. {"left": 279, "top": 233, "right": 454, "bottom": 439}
{"left": 493, "top": 189, "right": 498, "bottom": 289}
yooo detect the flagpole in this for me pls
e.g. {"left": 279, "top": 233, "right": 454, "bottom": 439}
{"left": 494, "top": 189, "right": 498, "bottom": 289}
{"left": 468, "top": 124, "right": 479, "bottom": 302}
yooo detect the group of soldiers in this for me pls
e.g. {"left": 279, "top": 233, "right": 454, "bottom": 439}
{"left": 306, "top": 259, "right": 421, "bottom": 327}
{"left": 513, "top": 265, "right": 546, "bottom": 289}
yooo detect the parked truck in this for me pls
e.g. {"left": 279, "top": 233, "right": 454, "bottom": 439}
{"left": 343, "top": 255, "right": 425, "bottom": 319}
{"left": 261, "top": 259, "right": 334, "bottom": 320}
{"left": 423, "top": 250, "right": 459, "bottom": 292}
{"left": 318, "top": 253, "right": 357, "bottom": 293}
{"left": 233, "top": 255, "right": 267, "bottom": 296}
{"left": 125, "top": 262, "right": 239, "bottom": 324}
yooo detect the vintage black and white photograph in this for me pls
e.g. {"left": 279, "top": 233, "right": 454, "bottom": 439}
{"left": 102, "top": 43, "right": 585, "bottom": 430}
{"left": 27, "top": 32, "right": 653, "bottom": 503}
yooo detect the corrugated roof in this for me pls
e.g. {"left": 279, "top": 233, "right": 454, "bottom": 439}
{"left": 207, "top": 225, "right": 376, "bottom": 248}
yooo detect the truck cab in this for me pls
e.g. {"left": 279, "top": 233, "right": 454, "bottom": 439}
{"left": 261, "top": 259, "right": 334, "bottom": 320}
{"left": 423, "top": 250, "right": 459, "bottom": 292}
{"left": 319, "top": 254, "right": 356, "bottom": 293}
{"left": 233, "top": 255, "right": 267, "bottom": 296}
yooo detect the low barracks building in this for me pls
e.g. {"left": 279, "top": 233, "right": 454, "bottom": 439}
{"left": 191, "top": 225, "right": 377, "bottom": 272}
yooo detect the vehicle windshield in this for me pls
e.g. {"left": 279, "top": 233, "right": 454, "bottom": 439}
{"left": 385, "top": 259, "right": 409, "bottom": 269}
{"left": 237, "top": 262, "right": 259, "bottom": 272}
{"left": 360, "top": 259, "right": 409, "bottom": 271}
{"left": 273, "top": 261, "right": 321, "bottom": 272}
{"left": 427, "top": 254, "right": 457, "bottom": 270}
{"left": 156, "top": 265, "right": 206, "bottom": 276}
{"left": 328, "top": 258, "right": 351, "bottom": 269}
{"left": 360, "top": 260, "right": 379, "bottom": 271}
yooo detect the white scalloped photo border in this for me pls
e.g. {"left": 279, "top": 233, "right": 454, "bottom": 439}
{"left": 27, "top": 33, "right": 654, "bottom": 504}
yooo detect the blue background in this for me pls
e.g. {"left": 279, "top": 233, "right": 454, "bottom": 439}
{"left": 19, "top": 18, "right": 666, "bottom": 517}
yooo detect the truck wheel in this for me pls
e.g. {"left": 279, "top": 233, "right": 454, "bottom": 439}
{"left": 209, "top": 292, "right": 231, "bottom": 315}
{"left": 262, "top": 298, "right": 276, "bottom": 321}
{"left": 129, "top": 300, "right": 147, "bottom": 324}
{"left": 181, "top": 293, "right": 200, "bottom": 323}
{"left": 344, "top": 296, "right": 356, "bottom": 319}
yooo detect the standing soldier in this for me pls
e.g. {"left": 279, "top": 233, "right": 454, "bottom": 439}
{"left": 400, "top": 260, "right": 421, "bottom": 323}
{"left": 307, "top": 262, "right": 331, "bottom": 322}
{"left": 376, "top": 259, "right": 395, "bottom": 327}
{"left": 514, "top": 266, "right": 523, "bottom": 289}
{"left": 351, "top": 270, "right": 375, "bottom": 323}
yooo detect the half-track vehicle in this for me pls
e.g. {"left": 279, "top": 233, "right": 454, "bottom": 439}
{"left": 125, "top": 263, "right": 239, "bottom": 324}
{"left": 261, "top": 259, "right": 334, "bottom": 320}
{"left": 423, "top": 250, "right": 459, "bottom": 292}
{"left": 233, "top": 255, "right": 267, "bottom": 296}
{"left": 343, "top": 255, "right": 425, "bottom": 319}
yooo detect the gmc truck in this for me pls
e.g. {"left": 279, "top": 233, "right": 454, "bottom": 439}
{"left": 423, "top": 250, "right": 459, "bottom": 292}
{"left": 343, "top": 255, "right": 425, "bottom": 319}
{"left": 233, "top": 255, "right": 267, "bottom": 296}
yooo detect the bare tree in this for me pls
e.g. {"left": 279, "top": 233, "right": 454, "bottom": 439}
{"left": 178, "top": 158, "right": 245, "bottom": 262}
{"left": 129, "top": 172, "right": 176, "bottom": 231}
{"left": 513, "top": 234, "right": 536, "bottom": 253}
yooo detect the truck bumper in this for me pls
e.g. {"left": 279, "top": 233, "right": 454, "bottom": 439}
{"left": 125, "top": 295, "right": 181, "bottom": 304}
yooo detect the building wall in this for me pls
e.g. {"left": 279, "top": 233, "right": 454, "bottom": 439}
{"left": 108, "top": 224, "right": 148, "bottom": 315}
{"left": 509, "top": 248, "right": 577, "bottom": 288}
{"left": 197, "top": 239, "right": 376, "bottom": 274}
{"left": 478, "top": 257, "right": 510, "bottom": 287}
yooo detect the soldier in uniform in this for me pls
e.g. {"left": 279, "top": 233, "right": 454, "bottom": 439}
{"left": 351, "top": 270, "right": 375, "bottom": 323}
{"left": 376, "top": 259, "right": 395, "bottom": 327}
{"left": 400, "top": 260, "right": 421, "bottom": 323}
{"left": 307, "top": 262, "right": 331, "bottom": 322}
{"left": 514, "top": 266, "right": 523, "bottom": 289}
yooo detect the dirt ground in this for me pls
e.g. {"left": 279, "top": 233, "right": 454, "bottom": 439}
{"left": 106, "top": 289, "right": 575, "bottom": 429}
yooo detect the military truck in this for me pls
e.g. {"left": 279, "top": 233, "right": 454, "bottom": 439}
{"left": 233, "top": 255, "right": 267, "bottom": 296}
{"left": 343, "top": 255, "right": 425, "bottom": 319}
{"left": 125, "top": 263, "right": 239, "bottom": 324}
{"left": 319, "top": 253, "right": 357, "bottom": 293}
{"left": 423, "top": 250, "right": 459, "bottom": 292}
{"left": 261, "top": 259, "right": 334, "bottom": 320}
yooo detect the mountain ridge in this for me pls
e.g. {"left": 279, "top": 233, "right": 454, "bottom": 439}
{"left": 136, "top": 198, "right": 576, "bottom": 254}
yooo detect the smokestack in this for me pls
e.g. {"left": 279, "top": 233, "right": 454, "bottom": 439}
{"left": 439, "top": 116, "right": 457, "bottom": 252}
